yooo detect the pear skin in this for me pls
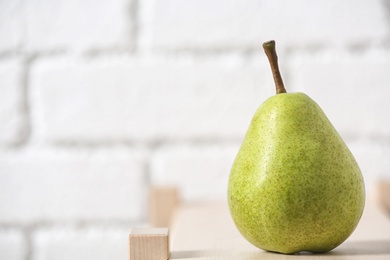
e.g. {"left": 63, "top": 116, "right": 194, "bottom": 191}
{"left": 228, "top": 41, "right": 365, "bottom": 254}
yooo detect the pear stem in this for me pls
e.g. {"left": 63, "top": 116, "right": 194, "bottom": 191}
{"left": 262, "top": 40, "right": 287, "bottom": 94}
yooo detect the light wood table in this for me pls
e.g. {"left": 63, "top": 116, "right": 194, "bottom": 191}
{"left": 169, "top": 198, "right": 390, "bottom": 259}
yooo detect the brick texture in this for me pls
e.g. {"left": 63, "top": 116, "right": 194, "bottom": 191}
{"left": 146, "top": 0, "right": 388, "bottom": 50}
{"left": 32, "top": 227, "right": 128, "bottom": 260}
{"left": 0, "top": 149, "right": 147, "bottom": 223}
{"left": 151, "top": 144, "right": 239, "bottom": 201}
{"left": 347, "top": 139, "right": 390, "bottom": 193}
{"left": 0, "top": 228, "right": 27, "bottom": 260}
{"left": 0, "top": 57, "right": 25, "bottom": 144}
{"left": 289, "top": 50, "right": 390, "bottom": 139}
{"left": 1, "top": 0, "right": 390, "bottom": 258}
{"left": 25, "top": 0, "right": 133, "bottom": 52}
{"left": 0, "top": 0, "right": 24, "bottom": 52}
{"left": 31, "top": 57, "right": 272, "bottom": 143}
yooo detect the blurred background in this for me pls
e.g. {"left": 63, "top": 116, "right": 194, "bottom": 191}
{"left": 1, "top": 0, "right": 390, "bottom": 259}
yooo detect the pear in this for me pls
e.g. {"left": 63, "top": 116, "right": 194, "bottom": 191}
{"left": 228, "top": 40, "right": 365, "bottom": 254}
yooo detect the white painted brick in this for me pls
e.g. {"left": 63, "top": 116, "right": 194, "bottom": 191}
{"left": 347, "top": 139, "right": 390, "bottom": 194}
{"left": 32, "top": 226, "right": 128, "bottom": 260}
{"left": 151, "top": 144, "right": 239, "bottom": 201}
{"left": 25, "top": 0, "right": 133, "bottom": 52}
{"left": 0, "top": 0, "right": 24, "bottom": 51}
{"left": 151, "top": 141, "right": 389, "bottom": 202}
{"left": 0, "top": 148, "right": 147, "bottom": 223}
{"left": 145, "top": 0, "right": 388, "bottom": 50}
{"left": 0, "top": 57, "right": 25, "bottom": 144}
{"left": 152, "top": 141, "right": 390, "bottom": 201}
{"left": 289, "top": 50, "right": 390, "bottom": 138}
{"left": 0, "top": 228, "right": 27, "bottom": 260}
{"left": 31, "top": 57, "right": 272, "bottom": 143}
{"left": 151, "top": 142, "right": 390, "bottom": 201}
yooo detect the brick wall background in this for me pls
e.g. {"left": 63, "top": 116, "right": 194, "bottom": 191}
{"left": 1, "top": 0, "right": 390, "bottom": 259}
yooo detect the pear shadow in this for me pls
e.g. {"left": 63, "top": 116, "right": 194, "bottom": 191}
{"left": 170, "top": 250, "right": 264, "bottom": 259}
{"left": 170, "top": 250, "right": 212, "bottom": 259}
{"left": 328, "top": 239, "right": 390, "bottom": 256}
{"left": 169, "top": 240, "right": 390, "bottom": 259}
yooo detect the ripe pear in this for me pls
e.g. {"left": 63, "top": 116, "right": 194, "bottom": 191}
{"left": 228, "top": 40, "right": 365, "bottom": 254}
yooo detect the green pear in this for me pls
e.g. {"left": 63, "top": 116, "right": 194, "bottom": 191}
{"left": 228, "top": 40, "right": 365, "bottom": 254}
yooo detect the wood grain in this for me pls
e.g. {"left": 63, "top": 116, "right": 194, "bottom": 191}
{"left": 149, "top": 186, "right": 180, "bottom": 227}
{"left": 129, "top": 228, "right": 169, "bottom": 260}
{"left": 378, "top": 181, "right": 390, "bottom": 216}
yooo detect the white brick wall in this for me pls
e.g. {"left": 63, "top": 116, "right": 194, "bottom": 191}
{"left": 347, "top": 139, "right": 390, "bottom": 192}
{"left": 1, "top": 0, "right": 390, "bottom": 259}
{"left": 0, "top": 228, "right": 27, "bottom": 260}
{"left": 0, "top": 57, "right": 26, "bottom": 144}
{"left": 0, "top": 148, "right": 147, "bottom": 223}
{"left": 145, "top": 0, "right": 388, "bottom": 50}
{"left": 32, "top": 226, "right": 128, "bottom": 260}
{"left": 0, "top": 1, "right": 24, "bottom": 52}
{"left": 25, "top": 0, "right": 134, "bottom": 52}
{"left": 289, "top": 50, "right": 390, "bottom": 138}
{"left": 151, "top": 144, "right": 239, "bottom": 201}
{"left": 31, "top": 57, "right": 272, "bottom": 143}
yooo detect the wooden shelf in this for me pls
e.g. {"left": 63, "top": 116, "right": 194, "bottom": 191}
{"left": 169, "top": 198, "right": 390, "bottom": 259}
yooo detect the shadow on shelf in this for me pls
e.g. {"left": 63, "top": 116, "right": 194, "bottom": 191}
{"left": 170, "top": 240, "right": 390, "bottom": 259}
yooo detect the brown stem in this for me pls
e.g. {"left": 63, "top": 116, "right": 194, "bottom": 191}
{"left": 262, "top": 40, "right": 286, "bottom": 94}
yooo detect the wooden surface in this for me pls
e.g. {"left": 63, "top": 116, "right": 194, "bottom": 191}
{"left": 149, "top": 186, "right": 180, "bottom": 227}
{"left": 169, "top": 198, "right": 390, "bottom": 259}
{"left": 378, "top": 181, "right": 390, "bottom": 215}
{"left": 129, "top": 228, "right": 169, "bottom": 260}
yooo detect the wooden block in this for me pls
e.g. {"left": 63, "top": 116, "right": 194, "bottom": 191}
{"left": 378, "top": 180, "right": 390, "bottom": 216}
{"left": 149, "top": 186, "right": 180, "bottom": 227}
{"left": 129, "top": 228, "right": 169, "bottom": 260}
